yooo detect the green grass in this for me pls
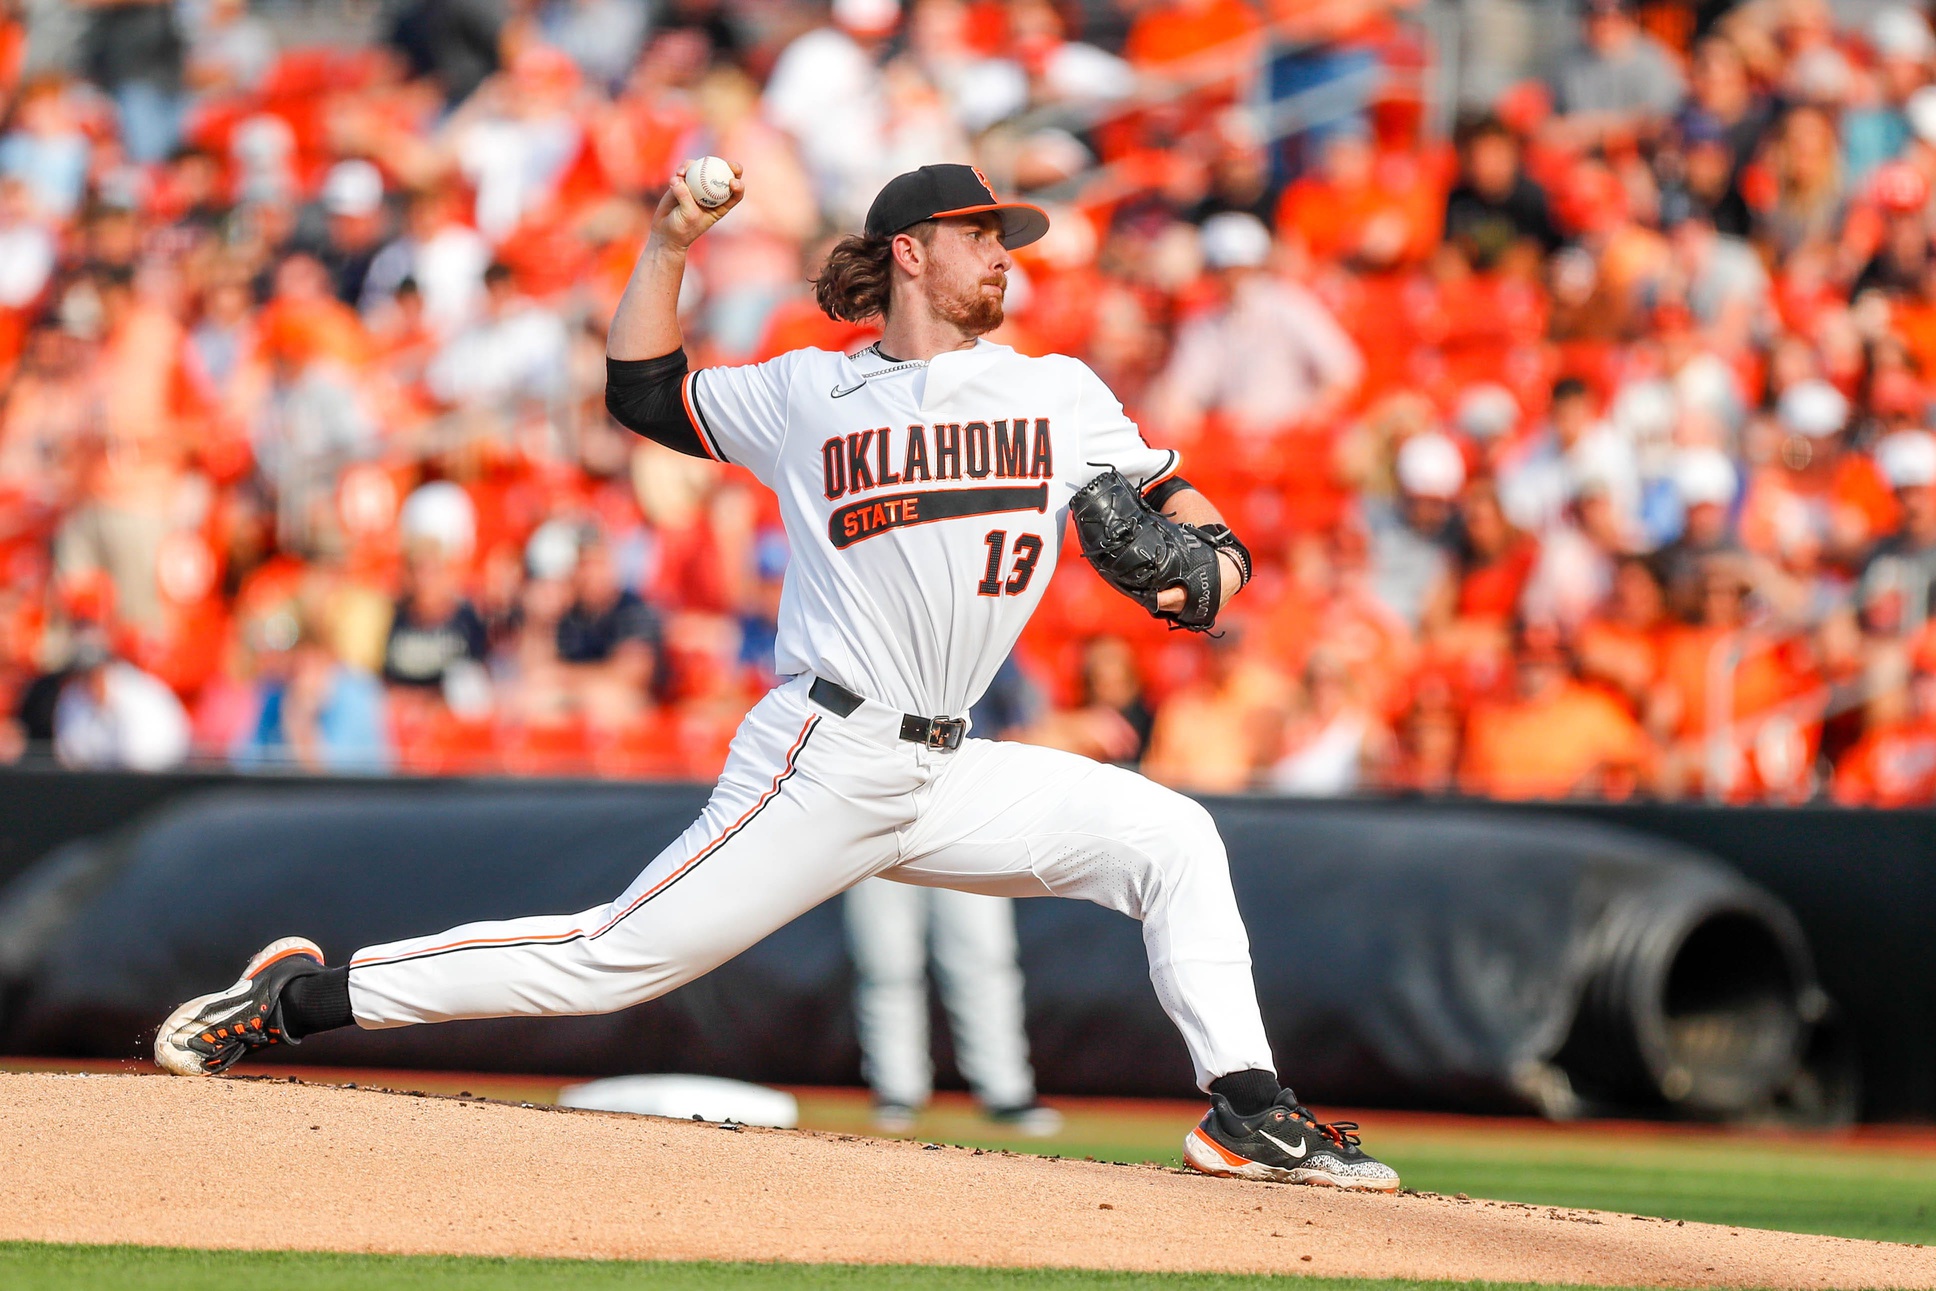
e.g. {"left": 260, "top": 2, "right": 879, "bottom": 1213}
{"left": 789, "top": 1094, "right": 1936, "bottom": 1245}
{"left": 1378, "top": 1132, "right": 1935, "bottom": 1244}
{"left": 0, "top": 1244, "right": 1676, "bottom": 1291}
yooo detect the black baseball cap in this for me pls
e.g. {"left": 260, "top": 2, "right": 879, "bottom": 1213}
{"left": 864, "top": 164, "right": 1050, "bottom": 249}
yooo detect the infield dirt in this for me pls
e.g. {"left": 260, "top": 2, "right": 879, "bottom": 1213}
{"left": 1, "top": 1072, "right": 1929, "bottom": 1288}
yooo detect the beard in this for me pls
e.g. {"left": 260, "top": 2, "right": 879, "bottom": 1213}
{"left": 932, "top": 274, "right": 1006, "bottom": 336}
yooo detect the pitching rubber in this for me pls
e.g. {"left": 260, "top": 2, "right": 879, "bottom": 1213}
{"left": 152, "top": 937, "right": 324, "bottom": 1076}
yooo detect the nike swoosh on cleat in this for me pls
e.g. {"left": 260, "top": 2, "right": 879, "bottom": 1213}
{"left": 1259, "top": 1129, "right": 1308, "bottom": 1159}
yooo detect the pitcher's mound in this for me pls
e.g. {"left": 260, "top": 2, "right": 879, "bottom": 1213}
{"left": 1, "top": 1073, "right": 1927, "bottom": 1288}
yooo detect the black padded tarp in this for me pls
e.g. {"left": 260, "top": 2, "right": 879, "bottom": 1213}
{"left": 0, "top": 785, "right": 1819, "bottom": 1114}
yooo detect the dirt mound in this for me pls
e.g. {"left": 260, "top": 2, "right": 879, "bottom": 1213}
{"left": 0, "top": 1073, "right": 1927, "bottom": 1287}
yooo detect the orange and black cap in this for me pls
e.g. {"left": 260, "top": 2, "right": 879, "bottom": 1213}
{"left": 864, "top": 164, "right": 1050, "bottom": 249}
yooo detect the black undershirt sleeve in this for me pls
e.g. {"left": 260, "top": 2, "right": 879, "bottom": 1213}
{"left": 1143, "top": 475, "right": 1195, "bottom": 512}
{"left": 605, "top": 349, "right": 709, "bottom": 459}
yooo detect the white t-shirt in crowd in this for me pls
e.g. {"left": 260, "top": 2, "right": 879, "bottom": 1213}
{"left": 53, "top": 661, "right": 191, "bottom": 772}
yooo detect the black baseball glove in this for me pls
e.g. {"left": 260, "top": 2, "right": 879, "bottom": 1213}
{"left": 1069, "top": 468, "right": 1226, "bottom": 631}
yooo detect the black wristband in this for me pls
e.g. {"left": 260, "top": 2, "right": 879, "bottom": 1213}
{"left": 1192, "top": 523, "right": 1251, "bottom": 590}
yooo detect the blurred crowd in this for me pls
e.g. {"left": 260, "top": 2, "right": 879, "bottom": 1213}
{"left": 5, "top": 0, "right": 1936, "bottom": 806}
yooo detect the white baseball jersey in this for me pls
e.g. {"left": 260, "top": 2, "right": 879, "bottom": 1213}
{"left": 680, "top": 339, "right": 1180, "bottom": 717}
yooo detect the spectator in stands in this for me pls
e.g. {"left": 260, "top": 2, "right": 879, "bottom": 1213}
{"left": 1833, "top": 629, "right": 1936, "bottom": 806}
{"left": 1553, "top": 0, "right": 1684, "bottom": 139}
{"left": 1367, "top": 431, "right": 1461, "bottom": 630}
{"left": 425, "top": 262, "right": 570, "bottom": 411}
{"left": 0, "top": 76, "right": 91, "bottom": 220}
{"left": 184, "top": 0, "right": 277, "bottom": 97}
{"left": 1142, "top": 628, "right": 1292, "bottom": 793}
{"left": 1656, "top": 446, "right": 1743, "bottom": 620}
{"left": 1523, "top": 474, "right": 1631, "bottom": 634}
{"left": 1844, "top": 7, "right": 1933, "bottom": 181}
{"left": 387, "top": 0, "right": 507, "bottom": 105}
{"left": 544, "top": 0, "right": 650, "bottom": 90}
{"left": 51, "top": 631, "right": 191, "bottom": 772}
{"left": 557, "top": 528, "right": 659, "bottom": 721}
{"left": 383, "top": 544, "right": 488, "bottom": 693}
{"left": 1861, "top": 429, "right": 1936, "bottom": 638}
{"left": 1021, "top": 634, "right": 1150, "bottom": 766}
{"left": 1148, "top": 212, "right": 1363, "bottom": 445}
{"left": 1497, "top": 376, "right": 1638, "bottom": 537}
{"left": 1680, "top": 35, "right": 1768, "bottom": 176}
{"left": 1443, "top": 116, "right": 1558, "bottom": 270}
{"left": 969, "top": 654, "right": 1045, "bottom": 741}
{"left": 1186, "top": 112, "right": 1275, "bottom": 227}
{"left": 1661, "top": 114, "right": 1753, "bottom": 238}
{"left": 361, "top": 185, "right": 491, "bottom": 335}
{"left": 233, "top": 620, "right": 392, "bottom": 773}
{"left": 762, "top": 0, "right": 902, "bottom": 229}
{"left": 81, "top": 0, "right": 186, "bottom": 163}
{"left": 1266, "top": 648, "right": 1386, "bottom": 796}
{"left": 1455, "top": 473, "right": 1541, "bottom": 609}
{"left": 52, "top": 265, "right": 191, "bottom": 632}
{"left": 1668, "top": 207, "right": 1770, "bottom": 332}
{"left": 1460, "top": 619, "right": 1651, "bottom": 800}
{"left": 1649, "top": 552, "right": 1820, "bottom": 802}
{"left": 1759, "top": 105, "right": 1849, "bottom": 258}
{"left": 1275, "top": 118, "right": 1438, "bottom": 268}
{"left": 1576, "top": 555, "right": 1668, "bottom": 709}
{"left": 0, "top": 322, "right": 86, "bottom": 510}
{"left": 1382, "top": 673, "right": 1461, "bottom": 795}
{"left": 311, "top": 160, "right": 392, "bottom": 308}
{"left": 1124, "top": 0, "right": 1260, "bottom": 81}
{"left": 0, "top": 176, "right": 54, "bottom": 310}
{"left": 1742, "top": 378, "right": 1890, "bottom": 569}
{"left": 491, "top": 521, "right": 577, "bottom": 727}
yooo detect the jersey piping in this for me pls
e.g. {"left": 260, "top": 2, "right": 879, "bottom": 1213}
{"left": 682, "top": 369, "right": 729, "bottom": 463}
{"left": 1140, "top": 449, "right": 1181, "bottom": 496}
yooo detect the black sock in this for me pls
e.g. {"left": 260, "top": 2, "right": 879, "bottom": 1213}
{"left": 1210, "top": 1069, "right": 1281, "bottom": 1117}
{"left": 281, "top": 966, "right": 353, "bottom": 1039}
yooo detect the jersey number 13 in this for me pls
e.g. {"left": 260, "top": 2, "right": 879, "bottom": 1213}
{"left": 976, "top": 530, "right": 1043, "bottom": 597}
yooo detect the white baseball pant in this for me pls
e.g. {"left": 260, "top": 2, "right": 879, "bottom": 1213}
{"left": 348, "top": 673, "right": 1276, "bottom": 1090}
{"left": 845, "top": 880, "right": 1036, "bottom": 1110}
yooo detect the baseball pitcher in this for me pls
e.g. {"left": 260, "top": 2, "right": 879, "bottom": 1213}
{"left": 155, "top": 161, "right": 1399, "bottom": 1190}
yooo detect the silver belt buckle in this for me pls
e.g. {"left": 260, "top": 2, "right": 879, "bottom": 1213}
{"left": 927, "top": 718, "right": 962, "bottom": 749}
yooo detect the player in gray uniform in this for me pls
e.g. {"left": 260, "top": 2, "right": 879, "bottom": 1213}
{"left": 846, "top": 879, "right": 1058, "bottom": 1135}
{"left": 154, "top": 161, "right": 1399, "bottom": 1191}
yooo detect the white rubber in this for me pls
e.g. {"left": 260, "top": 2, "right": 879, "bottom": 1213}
{"left": 1182, "top": 1125, "right": 1402, "bottom": 1192}
{"left": 152, "top": 937, "right": 324, "bottom": 1076}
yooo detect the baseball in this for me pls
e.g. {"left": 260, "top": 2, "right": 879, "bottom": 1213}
{"left": 686, "top": 156, "right": 734, "bottom": 208}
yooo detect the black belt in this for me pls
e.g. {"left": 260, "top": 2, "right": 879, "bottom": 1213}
{"left": 808, "top": 677, "right": 966, "bottom": 750}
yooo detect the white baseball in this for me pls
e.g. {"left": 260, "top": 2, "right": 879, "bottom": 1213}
{"left": 686, "top": 156, "right": 734, "bottom": 209}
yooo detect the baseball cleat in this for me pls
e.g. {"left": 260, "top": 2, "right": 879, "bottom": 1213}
{"left": 986, "top": 1101, "right": 1064, "bottom": 1137}
{"left": 1183, "top": 1090, "right": 1401, "bottom": 1191}
{"left": 153, "top": 937, "right": 325, "bottom": 1076}
{"left": 871, "top": 1103, "right": 919, "bottom": 1134}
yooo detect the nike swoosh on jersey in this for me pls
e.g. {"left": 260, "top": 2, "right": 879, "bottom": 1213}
{"left": 1259, "top": 1129, "right": 1309, "bottom": 1159}
{"left": 831, "top": 357, "right": 928, "bottom": 398}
